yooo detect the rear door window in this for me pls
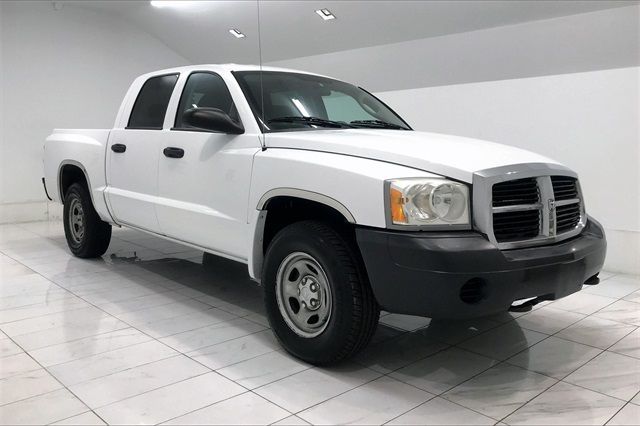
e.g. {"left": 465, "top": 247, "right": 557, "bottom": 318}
{"left": 127, "top": 73, "right": 179, "bottom": 129}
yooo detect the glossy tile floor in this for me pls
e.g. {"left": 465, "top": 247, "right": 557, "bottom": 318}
{"left": 0, "top": 221, "right": 639, "bottom": 425}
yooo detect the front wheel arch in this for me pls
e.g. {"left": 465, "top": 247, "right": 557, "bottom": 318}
{"left": 251, "top": 195, "right": 357, "bottom": 282}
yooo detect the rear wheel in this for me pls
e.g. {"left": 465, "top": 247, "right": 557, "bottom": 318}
{"left": 263, "top": 220, "right": 379, "bottom": 365}
{"left": 63, "top": 183, "right": 111, "bottom": 258}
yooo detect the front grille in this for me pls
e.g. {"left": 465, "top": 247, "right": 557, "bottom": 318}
{"left": 551, "top": 176, "right": 578, "bottom": 201}
{"left": 493, "top": 210, "right": 541, "bottom": 242}
{"left": 552, "top": 176, "right": 581, "bottom": 234}
{"left": 492, "top": 178, "right": 539, "bottom": 207}
{"left": 492, "top": 178, "right": 541, "bottom": 243}
{"left": 489, "top": 174, "right": 583, "bottom": 247}
{"left": 556, "top": 203, "right": 581, "bottom": 233}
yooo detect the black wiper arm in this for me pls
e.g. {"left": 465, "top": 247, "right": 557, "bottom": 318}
{"left": 267, "top": 116, "right": 354, "bottom": 128}
{"left": 350, "top": 120, "right": 408, "bottom": 130}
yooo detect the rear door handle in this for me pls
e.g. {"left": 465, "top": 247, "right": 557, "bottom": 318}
{"left": 163, "top": 147, "right": 184, "bottom": 159}
{"left": 111, "top": 143, "right": 127, "bottom": 153}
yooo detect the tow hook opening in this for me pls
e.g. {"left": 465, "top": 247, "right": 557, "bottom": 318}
{"left": 509, "top": 294, "right": 552, "bottom": 313}
{"left": 584, "top": 274, "right": 600, "bottom": 286}
{"left": 460, "top": 278, "right": 486, "bottom": 304}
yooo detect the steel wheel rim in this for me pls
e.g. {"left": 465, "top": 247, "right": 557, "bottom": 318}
{"left": 276, "top": 252, "right": 332, "bottom": 338}
{"left": 68, "top": 198, "right": 85, "bottom": 244}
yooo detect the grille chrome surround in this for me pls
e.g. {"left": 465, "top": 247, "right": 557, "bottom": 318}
{"left": 473, "top": 163, "right": 587, "bottom": 250}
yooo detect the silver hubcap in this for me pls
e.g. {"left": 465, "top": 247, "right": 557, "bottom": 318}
{"left": 276, "top": 252, "right": 332, "bottom": 338}
{"left": 68, "top": 198, "right": 85, "bottom": 244}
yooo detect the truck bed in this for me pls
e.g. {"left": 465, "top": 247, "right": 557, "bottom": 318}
{"left": 43, "top": 128, "right": 112, "bottom": 220}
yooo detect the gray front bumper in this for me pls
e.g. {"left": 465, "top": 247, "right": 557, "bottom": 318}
{"left": 355, "top": 217, "right": 606, "bottom": 319}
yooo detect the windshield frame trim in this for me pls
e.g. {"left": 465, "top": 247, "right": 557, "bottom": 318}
{"left": 357, "top": 86, "right": 413, "bottom": 131}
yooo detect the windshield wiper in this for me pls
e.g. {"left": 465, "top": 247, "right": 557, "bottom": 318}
{"left": 267, "top": 116, "right": 354, "bottom": 129}
{"left": 350, "top": 120, "right": 408, "bottom": 130}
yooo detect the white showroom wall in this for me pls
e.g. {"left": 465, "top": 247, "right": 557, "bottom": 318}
{"left": 267, "top": 6, "right": 637, "bottom": 92}
{"left": 0, "top": 4, "right": 4, "bottom": 217}
{"left": 0, "top": 1, "right": 189, "bottom": 222}
{"left": 269, "top": 6, "right": 640, "bottom": 274}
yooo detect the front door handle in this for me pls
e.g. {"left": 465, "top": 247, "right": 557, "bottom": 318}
{"left": 163, "top": 147, "right": 184, "bottom": 158}
{"left": 111, "top": 143, "right": 127, "bottom": 153}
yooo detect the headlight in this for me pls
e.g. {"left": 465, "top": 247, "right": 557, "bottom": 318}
{"left": 387, "top": 178, "right": 470, "bottom": 228}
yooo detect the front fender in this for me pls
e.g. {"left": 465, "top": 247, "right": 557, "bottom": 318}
{"left": 246, "top": 149, "right": 438, "bottom": 281}
{"left": 249, "top": 149, "right": 438, "bottom": 228}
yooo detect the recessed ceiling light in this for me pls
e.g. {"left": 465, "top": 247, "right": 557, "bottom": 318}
{"left": 229, "top": 29, "right": 246, "bottom": 39}
{"left": 315, "top": 8, "right": 336, "bottom": 21}
{"left": 150, "top": 1, "right": 196, "bottom": 8}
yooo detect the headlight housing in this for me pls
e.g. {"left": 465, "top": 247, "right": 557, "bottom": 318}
{"left": 386, "top": 178, "right": 470, "bottom": 228}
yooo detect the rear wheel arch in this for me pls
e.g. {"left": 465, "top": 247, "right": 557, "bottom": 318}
{"left": 58, "top": 161, "right": 91, "bottom": 204}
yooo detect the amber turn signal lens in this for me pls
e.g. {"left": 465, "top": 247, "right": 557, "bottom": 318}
{"left": 390, "top": 187, "right": 407, "bottom": 224}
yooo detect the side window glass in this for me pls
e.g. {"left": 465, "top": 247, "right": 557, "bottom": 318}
{"left": 175, "top": 72, "right": 239, "bottom": 129}
{"left": 128, "top": 74, "right": 179, "bottom": 129}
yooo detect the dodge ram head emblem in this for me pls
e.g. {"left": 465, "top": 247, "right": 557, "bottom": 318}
{"left": 548, "top": 198, "right": 557, "bottom": 236}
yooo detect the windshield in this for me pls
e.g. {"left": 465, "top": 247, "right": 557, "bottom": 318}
{"left": 233, "top": 71, "right": 411, "bottom": 132}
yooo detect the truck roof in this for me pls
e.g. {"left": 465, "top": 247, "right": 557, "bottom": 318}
{"left": 135, "top": 64, "right": 331, "bottom": 80}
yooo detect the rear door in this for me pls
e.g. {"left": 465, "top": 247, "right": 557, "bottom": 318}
{"left": 155, "top": 71, "right": 260, "bottom": 259}
{"left": 106, "top": 73, "right": 179, "bottom": 232}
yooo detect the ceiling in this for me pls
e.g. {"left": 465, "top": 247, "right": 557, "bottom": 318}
{"left": 71, "top": 0, "right": 636, "bottom": 64}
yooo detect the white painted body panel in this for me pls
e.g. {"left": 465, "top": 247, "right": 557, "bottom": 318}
{"left": 43, "top": 64, "right": 572, "bottom": 280}
{"left": 249, "top": 149, "right": 437, "bottom": 228}
{"left": 43, "top": 129, "right": 113, "bottom": 222}
{"left": 105, "top": 128, "right": 162, "bottom": 232}
{"left": 156, "top": 131, "right": 259, "bottom": 260}
{"left": 262, "top": 129, "right": 560, "bottom": 184}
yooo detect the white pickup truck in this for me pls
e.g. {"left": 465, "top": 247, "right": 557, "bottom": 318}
{"left": 43, "top": 64, "right": 606, "bottom": 364}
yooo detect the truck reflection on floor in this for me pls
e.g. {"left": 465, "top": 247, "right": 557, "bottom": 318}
{"left": 105, "top": 249, "right": 529, "bottom": 373}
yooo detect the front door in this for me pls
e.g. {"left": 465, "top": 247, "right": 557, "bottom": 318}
{"left": 156, "top": 71, "right": 259, "bottom": 260}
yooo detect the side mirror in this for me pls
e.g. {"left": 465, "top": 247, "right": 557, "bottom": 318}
{"left": 182, "top": 107, "right": 244, "bottom": 134}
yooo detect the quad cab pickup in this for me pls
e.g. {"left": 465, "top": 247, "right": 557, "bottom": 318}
{"left": 43, "top": 64, "right": 606, "bottom": 364}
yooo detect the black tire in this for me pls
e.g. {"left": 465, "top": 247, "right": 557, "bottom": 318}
{"left": 262, "top": 220, "right": 379, "bottom": 365}
{"left": 63, "top": 183, "right": 111, "bottom": 258}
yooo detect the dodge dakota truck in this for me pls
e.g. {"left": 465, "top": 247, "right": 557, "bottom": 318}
{"left": 43, "top": 64, "right": 606, "bottom": 364}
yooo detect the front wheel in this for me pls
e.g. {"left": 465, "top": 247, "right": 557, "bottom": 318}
{"left": 63, "top": 183, "right": 112, "bottom": 258}
{"left": 263, "top": 220, "right": 379, "bottom": 365}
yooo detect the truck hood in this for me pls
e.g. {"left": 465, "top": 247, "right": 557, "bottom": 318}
{"left": 264, "top": 129, "right": 561, "bottom": 183}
